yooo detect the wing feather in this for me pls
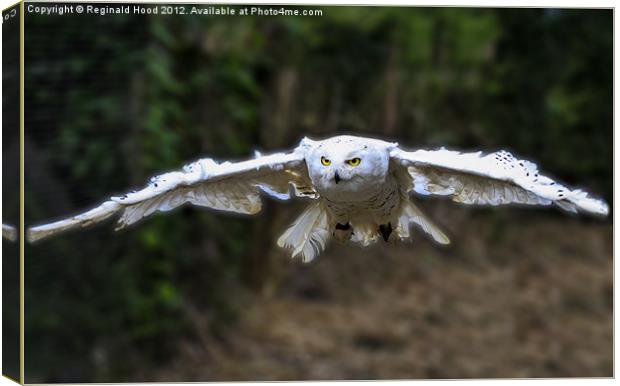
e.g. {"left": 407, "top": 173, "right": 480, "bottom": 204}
{"left": 391, "top": 147, "right": 608, "bottom": 216}
{"left": 2, "top": 224, "right": 17, "bottom": 242}
{"left": 276, "top": 201, "right": 329, "bottom": 262}
{"left": 28, "top": 149, "right": 314, "bottom": 242}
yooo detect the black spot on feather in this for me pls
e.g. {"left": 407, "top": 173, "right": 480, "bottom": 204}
{"left": 379, "top": 223, "right": 392, "bottom": 242}
{"left": 335, "top": 222, "right": 351, "bottom": 230}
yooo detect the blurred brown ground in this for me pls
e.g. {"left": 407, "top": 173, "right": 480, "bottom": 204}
{"left": 140, "top": 203, "right": 612, "bottom": 381}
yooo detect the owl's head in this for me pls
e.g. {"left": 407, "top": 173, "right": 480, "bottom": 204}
{"left": 301, "top": 135, "right": 397, "bottom": 201}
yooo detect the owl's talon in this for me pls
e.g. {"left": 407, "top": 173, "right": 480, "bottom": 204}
{"left": 379, "top": 222, "right": 392, "bottom": 242}
{"left": 333, "top": 222, "right": 353, "bottom": 243}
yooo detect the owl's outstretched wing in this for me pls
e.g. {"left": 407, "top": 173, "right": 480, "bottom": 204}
{"left": 3, "top": 224, "right": 17, "bottom": 241}
{"left": 390, "top": 147, "right": 608, "bottom": 216}
{"left": 28, "top": 149, "right": 316, "bottom": 242}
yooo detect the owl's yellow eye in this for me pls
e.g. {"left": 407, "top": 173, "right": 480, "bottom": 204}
{"left": 346, "top": 158, "right": 361, "bottom": 167}
{"left": 321, "top": 156, "right": 331, "bottom": 166}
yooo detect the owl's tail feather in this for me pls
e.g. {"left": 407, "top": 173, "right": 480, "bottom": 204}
{"left": 27, "top": 201, "right": 122, "bottom": 242}
{"left": 277, "top": 201, "right": 330, "bottom": 263}
{"left": 398, "top": 199, "right": 450, "bottom": 245}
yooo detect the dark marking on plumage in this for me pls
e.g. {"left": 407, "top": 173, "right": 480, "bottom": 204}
{"left": 378, "top": 190, "right": 396, "bottom": 208}
{"left": 379, "top": 223, "right": 392, "bottom": 242}
{"left": 335, "top": 222, "right": 351, "bottom": 231}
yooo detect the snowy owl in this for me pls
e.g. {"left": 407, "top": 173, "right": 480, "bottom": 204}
{"left": 28, "top": 135, "right": 609, "bottom": 262}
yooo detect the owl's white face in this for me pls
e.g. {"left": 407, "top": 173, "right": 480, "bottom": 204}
{"left": 304, "top": 135, "right": 395, "bottom": 202}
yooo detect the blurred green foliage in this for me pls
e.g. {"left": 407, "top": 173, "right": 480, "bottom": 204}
{"left": 23, "top": 6, "right": 611, "bottom": 382}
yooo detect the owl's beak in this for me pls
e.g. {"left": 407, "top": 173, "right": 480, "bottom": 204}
{"left": 334, "top": 171, "right": 341, "bottom": 184}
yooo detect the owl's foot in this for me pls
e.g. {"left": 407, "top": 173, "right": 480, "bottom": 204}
{"left": 335, "top": 222, "right": 351, "bottom": 231}
{"left": 378, "top": 222, "right": 392, "bottom": 242}
{"left": 333, "top": 222, "right": 353, "bottom": 243}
